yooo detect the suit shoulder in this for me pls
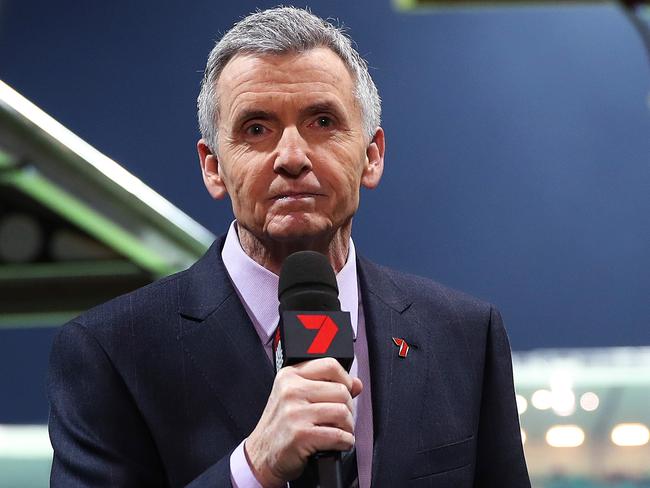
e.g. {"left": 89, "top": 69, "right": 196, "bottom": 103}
{"left": 67, "top": 268, "right": 187, "bottom": 333}
{"left": 63, "top": 237, "right": 229, "bottom": 341}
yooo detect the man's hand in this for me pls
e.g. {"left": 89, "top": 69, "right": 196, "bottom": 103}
{"left": 244, "top": 357, "right": 363, "bottom": 487}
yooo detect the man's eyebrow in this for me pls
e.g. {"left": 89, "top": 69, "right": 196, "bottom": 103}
{"left": 232, "top": 109, "right": 277, "bottom": 128}
{"left": 301, "top": 102, "right": 343, "bottom": 117}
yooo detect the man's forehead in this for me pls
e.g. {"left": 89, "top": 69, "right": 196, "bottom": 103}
{"left": 215, "top": 48, "right": 356, "bottom": 109}
{"left": 221, "top": 47, "right": 351, "bottom": 80}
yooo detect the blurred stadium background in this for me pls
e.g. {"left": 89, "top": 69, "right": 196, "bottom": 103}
{"left": 1, "top": 0, "right": 649, "bottom": 486}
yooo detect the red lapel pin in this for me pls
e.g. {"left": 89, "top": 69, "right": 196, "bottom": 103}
{"left": 392, "top": 337, "right": 410, "bottom": 358}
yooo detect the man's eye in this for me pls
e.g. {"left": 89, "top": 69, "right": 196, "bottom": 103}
{"left": 314, "top": 116, "right": 333, "bottom": 128}
{"left": 245, "top": 124, "right": 266, "bottom": 136}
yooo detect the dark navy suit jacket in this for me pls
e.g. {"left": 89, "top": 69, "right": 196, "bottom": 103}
{"left": 48, "top": 237, "right": 530, "bottom": 487}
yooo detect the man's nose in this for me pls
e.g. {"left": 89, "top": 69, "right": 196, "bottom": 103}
{"left": 273, "top": 126, "right": 312, "bottom": 177}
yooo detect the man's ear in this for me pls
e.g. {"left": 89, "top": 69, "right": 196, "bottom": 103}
{"left": 197, "top": 139, "right": 228, "bottom": 200}
{"left": 361, "top": 127, "right": 385, "bottom": 190}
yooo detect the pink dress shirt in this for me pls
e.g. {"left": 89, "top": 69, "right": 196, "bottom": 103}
{"left": 221, "top": 222, "right": 373, "bottom": 488}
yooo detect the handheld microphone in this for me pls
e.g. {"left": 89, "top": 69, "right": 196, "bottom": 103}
{"left": 273, "top": 251, "right": 355, "bottom": 488}
{"left": 274, "top": 251, "right": 354, "bottom": 372}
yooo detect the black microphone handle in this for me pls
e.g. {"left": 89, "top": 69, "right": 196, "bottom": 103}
{"left": 312, "top": 451, "right": 343, "bottom": 488}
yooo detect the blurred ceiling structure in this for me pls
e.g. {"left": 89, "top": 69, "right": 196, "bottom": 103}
{"left": 0, "top": 80, "right": 214, "bottom": 327}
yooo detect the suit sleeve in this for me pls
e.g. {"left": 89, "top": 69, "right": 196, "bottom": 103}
{"left": 473, "top": 307, "right": 531, "bottom": 487}
{"left": 47, "top": 321, "right": 233, "bottom": 488}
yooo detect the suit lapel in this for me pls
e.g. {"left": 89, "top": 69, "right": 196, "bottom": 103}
{"left": 177, "top": 237, "right": 274, "bottom": 439}
{"left": 358, "top": 257, "right": 429, "bottom": 486}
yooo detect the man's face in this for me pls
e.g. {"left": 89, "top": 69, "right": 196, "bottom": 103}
{"left": 198, "top": 47, "right": 384, "bottom": 245}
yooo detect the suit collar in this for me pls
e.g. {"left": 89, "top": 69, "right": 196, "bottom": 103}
{"left": 356, "top": 255, "right": 412, "bottom": 314}
{"left": 177, "top": 235, "right": 231, "bottom": 321}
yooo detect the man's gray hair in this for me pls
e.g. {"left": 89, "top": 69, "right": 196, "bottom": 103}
{"left": 197, "top": 6, "right": 381, "bottom": 150}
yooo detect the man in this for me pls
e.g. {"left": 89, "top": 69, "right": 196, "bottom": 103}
{"left": 48, "top": 7, "right": 530, "bottom": 487}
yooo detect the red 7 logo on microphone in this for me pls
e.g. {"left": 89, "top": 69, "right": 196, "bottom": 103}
{"left": 297, "top": 314, "right": 339, "bottom": 354}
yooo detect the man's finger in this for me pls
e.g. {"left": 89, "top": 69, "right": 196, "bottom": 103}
{"left": 305, "top": 402, "right": 355, "bottom": 434}
{"left": 302, "top": 380, "right": 354, "bottom": 412}
{"left": 292, "top": 358, "right": 353, "bottom": 391}
{"left": 351, "top": 377, "right": 363, "bottom": 398}
{"left": 297, "top": 426, "right": 356, "bottom": 454}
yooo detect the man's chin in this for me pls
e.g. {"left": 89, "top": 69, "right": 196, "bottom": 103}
{"left": 264, "top": 216, "right": 331, "bottom": 244}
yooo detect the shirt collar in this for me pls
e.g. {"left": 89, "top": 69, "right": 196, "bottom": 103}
{"left": 221, "top": 221, "right": 359, "bottom": 344}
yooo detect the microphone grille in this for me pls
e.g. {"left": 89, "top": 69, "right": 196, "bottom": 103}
{"left": 278, "top": 251, "right": 339, "bottom": 311}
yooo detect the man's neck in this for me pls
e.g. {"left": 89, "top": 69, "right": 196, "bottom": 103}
{"left": 236, "top": 222, "right": 352, "bottom": 275}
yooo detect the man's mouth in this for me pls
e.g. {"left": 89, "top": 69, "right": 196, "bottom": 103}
{"left": 272, "top": 192, "right": 322, "bottom": 200}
